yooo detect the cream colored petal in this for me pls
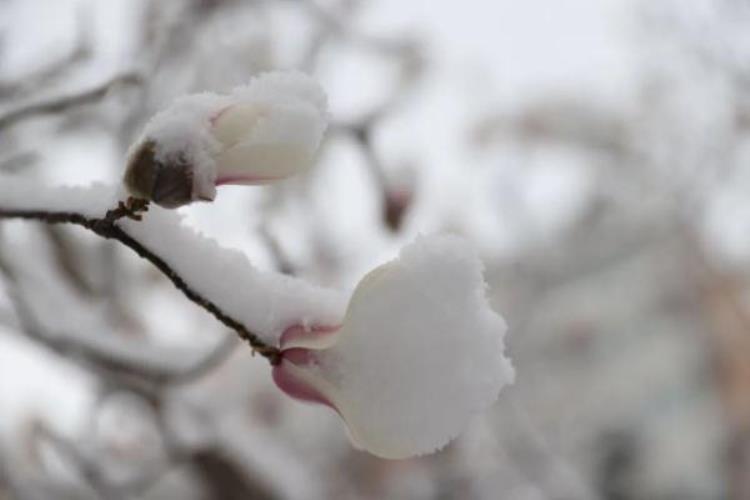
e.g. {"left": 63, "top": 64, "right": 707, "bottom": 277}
{"left": 279, "top": 324, "right": 342, "bottom": 350}
{"left": 211, "top": 103, "right": 266, "bottom": 148}
{"left": 215, "top": 143, "right": 312, "bottom": 183}
{"left": 277, "top": 236, "right": 513, "bottom": 459}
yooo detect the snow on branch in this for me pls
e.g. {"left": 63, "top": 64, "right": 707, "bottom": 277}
{"left": 0, "top": 175, "right": 514, "bottom": 457}
{"left": 0, "top": 71, "right": 514, "bottom": 458}
{"left": 0, "top": 178, "right": 345, "bottom": 362}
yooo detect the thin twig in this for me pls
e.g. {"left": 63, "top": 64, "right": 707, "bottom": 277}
{"left": 0, "top": 207, "right": 281, "bottom": 364}
{"left": 0, "top": 73, "right": 143, "bottom": 131}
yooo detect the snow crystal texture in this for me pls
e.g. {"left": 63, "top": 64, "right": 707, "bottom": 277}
{"left": 128, "top": 71, "right": 327, "bottom": 201}
{"left": 295, "top": 235, "right": 514, "bottom": 459}
{"left": 0, "top": 179, "right": 345, "bottom": 344}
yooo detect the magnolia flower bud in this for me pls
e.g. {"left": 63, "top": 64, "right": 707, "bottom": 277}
{"left": 124, "top": 71, "right": 328, "bottom": 208}
{"left": 272, "top": 235, "right": 514, "bottom": 459}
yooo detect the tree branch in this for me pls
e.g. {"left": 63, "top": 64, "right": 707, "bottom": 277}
{"left": 0, "top": 73, "right": 143, "bottom": 131}
{"left": 0, "top": 207, "right": 281, "bottom": 364}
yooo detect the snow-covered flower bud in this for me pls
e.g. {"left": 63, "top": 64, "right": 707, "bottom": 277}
{"left": 272, "top": 235, "right": 514, "bottom": 459}
{"left": 124, "top": 71, "right": 328, "bottom": 208}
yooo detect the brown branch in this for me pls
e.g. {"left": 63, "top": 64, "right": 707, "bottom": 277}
{"left": 335, "top": 122, "right": 413, "bottom": 232}
{"left": 0, "top": 207, "right": 281, "bottom": 364}
{"left": 0, "top": 73, "right": 143, "bottom": 131}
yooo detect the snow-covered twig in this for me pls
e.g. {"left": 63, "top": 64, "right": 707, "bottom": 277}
{"left": 0, "top": 180, "right": 344, "bottom": 364}
{"left": 0, "top": 203, "right": 282, "bottom": 362}
{"left": 0, "top": 177, "right": 513, "bottom": 459}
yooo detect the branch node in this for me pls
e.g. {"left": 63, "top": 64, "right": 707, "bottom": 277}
{"left": 105, "top": 197, "right": 150, "bottom": 223}
{"left": 0, "top": 198, "right": 283, "bottom": 363}
{"left": 252, "top": 345, "right": 282, "bottom": 366}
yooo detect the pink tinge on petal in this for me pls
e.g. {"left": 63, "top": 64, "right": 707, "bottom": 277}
{"left": 281, "top": 347, "right": 317, "bottom": 365}
{"left": 272, "top": 352, "right": 338, "bottom": 412}
{"left": 215, "top": 175, "right": 281, "bottom": 186}
{"left": 209, "top": 106, "right": 231, "bottom": 127}
{"left": 279, "top": 324, "right": 342, "bottom": 350}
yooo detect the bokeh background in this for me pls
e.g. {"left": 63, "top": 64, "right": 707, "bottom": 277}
{"left": 1, "top": 0, "right": 749, "bottom": 498}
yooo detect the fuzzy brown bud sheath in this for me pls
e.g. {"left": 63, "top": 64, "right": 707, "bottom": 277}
{"left": 124, "top": 71, "right": 328, "bottom": 208}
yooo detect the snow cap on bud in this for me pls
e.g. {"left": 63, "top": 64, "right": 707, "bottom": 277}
{"left": 272, "top": 235, "right": 514, "bottom": 459}
{"left": 124, "top": 71, "right": 328, "bottom": 208}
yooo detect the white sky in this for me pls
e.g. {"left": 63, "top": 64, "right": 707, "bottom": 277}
{"left": 359, "top": 0, "right": 640, "bottom": 103}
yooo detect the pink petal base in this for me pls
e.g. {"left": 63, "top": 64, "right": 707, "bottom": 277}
{"left": 209, "top": 106, "right": 230, "bottom": 126}
{"left": 215, "top": 175, "right": 281, "bottom": 186}
{"left": 272, "top": 349, "right": 338, "bottom": 412}
{"left": 279, "top": 324, "right": 342, "bottom": 350}
{"left": 272, "top": 324, "right": 344, "bottom": 412}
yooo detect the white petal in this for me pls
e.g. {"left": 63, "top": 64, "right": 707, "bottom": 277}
{"left": 213, "top": 72, "right": 328, "bottom": 184}
{"left": 277, "top": 235, "right": 514, "bottom": 459}
{"left": 125, "top": 71, "right": 329, "bottom": 205}
{"left": 215, "top": 142, "right": 315, "bottom": 183}
{"left": 211, "top": 103, "right": 266, "bottom": 148}
{"left": 279, "top": 324, "right": 342, "bottom": 350}
{"left": 232, "top": 71, "right": 327, "bottom": 114}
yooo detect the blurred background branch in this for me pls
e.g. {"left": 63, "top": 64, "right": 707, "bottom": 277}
{"left": 1, "top": 0, "right": 750, "bottom": 498}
